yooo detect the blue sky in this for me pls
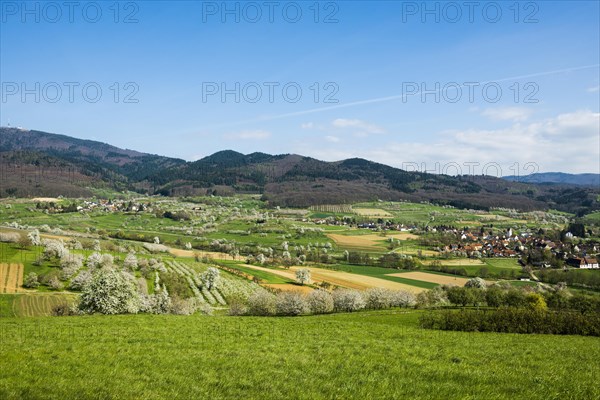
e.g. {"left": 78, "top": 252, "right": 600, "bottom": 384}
{"left": 1, "top": 0, "right": 599, "bottom": 175}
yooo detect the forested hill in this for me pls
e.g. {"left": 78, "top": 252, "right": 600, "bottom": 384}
{"left": 1, "top": 127, "right": 598, "bottom": 214}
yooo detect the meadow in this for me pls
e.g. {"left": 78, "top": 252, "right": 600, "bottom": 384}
{"left": 1, "top": 311, "right": 598, "bottom": 400}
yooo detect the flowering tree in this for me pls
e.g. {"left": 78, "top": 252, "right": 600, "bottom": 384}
{"left": 332, "top": 289, "right": 366, "bottom": 312}
{"left": 465, "top": 277, "right": 487, "bottom": 289}
{"left": 27, "top": 229, "right": 41, "bottom": 246}
{"left": 295, "top": 268, "right": 311, "bottom": 285}
{"left": 79, "top": 269, "right": 140, "bottom": 314}
{"left": 201, "top": 267, "right": 221, "bottom": 290}
{"left": 123, "top": 253, "right": 138, "bottom": 270}
{"left": 307, "top": 289, "right": 334, "bottom": 314}
{"left": 275, "top": 291, "right": 308, "bottom": 316}
{"left": 153, "top": 236, "right": 160, "bottom": 244}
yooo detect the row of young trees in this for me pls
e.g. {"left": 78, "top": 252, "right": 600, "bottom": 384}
{"left": 229, "top": 287, "right": 418, "bottom": 317}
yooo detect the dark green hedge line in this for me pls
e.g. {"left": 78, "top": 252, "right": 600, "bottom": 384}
{"left": 419, "top": 308, "right": 600, "bottom": 336}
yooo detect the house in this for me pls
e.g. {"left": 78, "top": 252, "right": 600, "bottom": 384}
{"left": 567, "top": 257, "right": 600, "bottom": 269}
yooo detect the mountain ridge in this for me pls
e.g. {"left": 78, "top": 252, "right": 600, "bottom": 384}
{"left": 1, "top": 127, "right": 599, "bottom": 214}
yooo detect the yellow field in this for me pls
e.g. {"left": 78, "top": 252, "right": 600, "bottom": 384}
{"left": 241, "top": 264, "right": 425, "bottom": 293}
{"left": 353, "top": 208, "right": 392, "bottom": 217}
{"left": 0, "top": 263, "right": 24, "bottom": 293}
{"left": 386, "top": 271, "right": 470, "bottom": 286}
{"left": 289, "top": 266, "right": 425, "bottom": 293}
{"left": 328, "top": 232, "right": 417, "bottom": 249}
{"left": 263, "top": 284, "right": 314, "bottom": 294}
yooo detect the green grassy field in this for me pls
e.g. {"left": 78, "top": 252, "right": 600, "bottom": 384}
{"left": 322, "top": 264, "right": 438, "bottom": 289}
{"left": 1, "top": 311, "right": 598, "bottom": 399}
{"left": 220, "top": 262, "right": 293, "bottom": 284}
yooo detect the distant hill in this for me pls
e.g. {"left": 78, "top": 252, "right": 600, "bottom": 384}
{"left": 1, "top": 127, "right": 599, "bottom": 214}
{"left": 503, "top": 172, "right": 600, "bottom": 187}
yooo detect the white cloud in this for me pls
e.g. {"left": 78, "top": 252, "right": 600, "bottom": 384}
{"left": 224, "top": 130, "right": 271, "bottom": 140}
{"left": 301, "top": 122, "right": 314, "bottom": 129}
{"left": 481, "top": 107, "right": 533, "bottom": 122}
{"left": 587, "top": 86, "right": 600, "bottom": 93}
{"left": 300, "top": 110, "right": 600, "bottom": 175}
{"left": 331, "top": 118, "right": 385, "bottom": 135}
{"left": 325, "top": 135, "right": 341, "bottom": 143}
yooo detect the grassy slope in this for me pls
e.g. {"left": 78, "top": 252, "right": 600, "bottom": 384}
{"left": 0, "top": 311, "right": 598, "bottom": 400}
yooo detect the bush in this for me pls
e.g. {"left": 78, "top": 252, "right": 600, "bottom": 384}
{"left": 275, "top": 291, "right": 308, "bottom": 316}
{"left": 51, "top": 303, "right": 78, "bottom": 316}
{"left": 332, "top": 289, "right": 365, "bottom": 313}
{"left": 169, "top": 297, "right": 199, "bottom": 315}
{"left": 47, "top": 276, "right": 63, "bottom": 291}
{"left": 68, "top": 270, "right": 92, "bottom": 291}
{"left": 247, "top": 291, "right": 276, "bottom": 316}
{"left": 228, "top": 295, "right": 248, "bottom": 316}
{"left": 526, "top": 293, "right": 548, "bottom": 312}
{"left": 23, "top": 272, "right": 40, "bottom": 289}
{"left": 306, "top": 289, "right": 334, "bottom": 314}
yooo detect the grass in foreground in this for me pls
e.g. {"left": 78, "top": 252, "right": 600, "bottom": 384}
{"left": 1, "top": 311, "right": 598, "bottom": 399}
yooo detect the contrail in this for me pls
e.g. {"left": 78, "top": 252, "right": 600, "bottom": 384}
{"left": 207, "top": 64, "right": 600, "bottom": 128}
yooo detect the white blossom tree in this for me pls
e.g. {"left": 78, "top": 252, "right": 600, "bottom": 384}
{"left": 79, "top": 269, "right": 140, "bottom": 314}
{"left": 201, "top": 267, "right": 221, "bottom": 290}
{"left": 28, "top": 229, "right": 41, "bottom": 246}
{"left": 123, "top": 253, "right": 138, "bottom": 270}
{"left": 295, "top": 268, "right": 311, "bottom": 285}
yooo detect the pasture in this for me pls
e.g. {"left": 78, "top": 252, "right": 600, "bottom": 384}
{"left": 0, "top": 312, "right": 598, "bottom": 399}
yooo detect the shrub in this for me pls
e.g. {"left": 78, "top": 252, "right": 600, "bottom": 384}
{"left": 23, "top": 272, "right": 40, "bottom": 288}
{"left": 332, "top": 289, "right": 365, "bottom": 312}
{"left": 306, "top": 289, "right": 334, "bottom": 314}
{"left": 526, "top": 293, "right": 548, "bottom": 312}
{"left": 227, "top": 294, "right": 248, "bottom": 316}
{"left": 275, "top": 291, "right": 308, "bottom": 316}
{"left": 47, "top": 276, "right": 63, "bottom": 291}
{"left": 169, "top": 297, "right": 198, "bottom": 315}
{"left": 247, "top": 291, "right": 276, "bottom": 316}
{"left": 51, "top": 303, "right": 78, "bottom": 316}
{"left": 123, "top": 253, "right": 138, "bottom": 270}
{"left": 68, "top": 270, "right": 92, "bottom": 291}
{"left": 0, "top": 232, "right": 20, "bottom": 243}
